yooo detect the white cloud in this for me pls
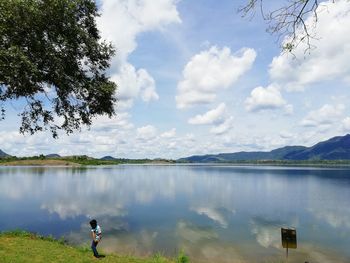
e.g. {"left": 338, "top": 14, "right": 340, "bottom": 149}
{"left": 279, "top": 131, "right": 295, "bottom": 140}
{"left": 176, "top": 46, "right": 256, "bottom": 108}
{"left": 91, "top": 112, "right": 134, "bottom": 131}
{"left": 112, "top": 64, "right": 159, "bottom": 108}
{"left": 245, "top": 85, "right": 293, "bottom": 113}
{"left": 136, "top": 125, "right": 158, "bottom": 141}
{"left": 188, "top": 103, "right": 234, "bottom": 136}
{"left": 269, "top": 0, "right": 350, "bottom": 91}
{"left": 210, "top": 117, "right": 234, "bottom": 135}
{"left": 98, "top": 0, "right": 181, "bottom": 62}
{"left": 97, "top": 0, "right": 181, "bottom": 107}
{"left": 161, "top": 128, "right": 176, "bottom": 138}
{"left": 188, "top": 103, "right": 227, "bottom": 125}
{"left": 342, "top": 117, "right": 350, "bottom": 132}
{"left": 301, "top": 104, "right": 345, "bottom": 127}
{"left": 0, "top": 123, "right": 198, "bottom": 159}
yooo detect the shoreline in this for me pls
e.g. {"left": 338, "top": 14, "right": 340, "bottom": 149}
{"left": 0, "top": 159, "right": 81, "bottom": 166}
{"left": 0, "top": 230, "right": 184, "bottom": 263}
{"left": 1, "top": 158, "right": 350, "bottom": 168}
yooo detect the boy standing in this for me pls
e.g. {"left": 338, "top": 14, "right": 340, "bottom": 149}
{"left": 89, "top": 219, "right": 102, "bottom": 258}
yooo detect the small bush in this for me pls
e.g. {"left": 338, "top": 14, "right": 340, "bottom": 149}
{"left": 176, "top": 250, "right": 189, "bottom": 263}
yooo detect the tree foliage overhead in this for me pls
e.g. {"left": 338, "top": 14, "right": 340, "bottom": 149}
{"left": 239, "top": 0, "right": 324, "bottom": 53}
{"left": 0, "top": 0, "right": 116, "bottom": 137}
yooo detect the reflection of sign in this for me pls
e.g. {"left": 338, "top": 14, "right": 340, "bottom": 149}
{"left": 281, "top": 228, "right": 297, "bottom": 249}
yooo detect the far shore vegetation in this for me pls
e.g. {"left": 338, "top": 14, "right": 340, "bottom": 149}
{"left": 0, "top": 155, "right": 175, "bottom": 166}
{"left": 0, "top": 230, "right": 189, "bottom": 263}
{"left": 1, "top": 155, "right": 350, "bottom": 167}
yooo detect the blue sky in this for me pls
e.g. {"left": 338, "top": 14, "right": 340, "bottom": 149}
{"left": 1, "top": 0, "right": 350, "bottom": 158}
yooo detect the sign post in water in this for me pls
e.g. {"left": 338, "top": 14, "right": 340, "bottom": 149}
{"left": 281, "top": 228, "right": 297, "bottom": 259}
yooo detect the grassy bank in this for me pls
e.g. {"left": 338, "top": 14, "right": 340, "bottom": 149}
{"left": 0, "top": 159, "right": 81, "bottom": 166}
{"left": 0, "top": 231, "right": 189, "bottom": 263}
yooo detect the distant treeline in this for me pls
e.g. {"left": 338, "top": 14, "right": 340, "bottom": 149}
{"left": 2, "top": 155, "right": 350, "bottom": 166}
{"left": 177, "top": 159, "right": 350, "bottom": 166}
{"left": 0, "top": 155, "right": 175, "bottom": 165}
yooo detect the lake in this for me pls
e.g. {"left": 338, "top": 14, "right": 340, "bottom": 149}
{"left": 1, "top": 164, "right": 350, "bottom": 262}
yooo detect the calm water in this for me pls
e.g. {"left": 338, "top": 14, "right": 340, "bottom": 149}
{"left": 1, "top": 165, "right": 350, "bottom": 262}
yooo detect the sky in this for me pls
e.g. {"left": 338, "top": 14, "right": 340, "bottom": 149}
{"left": 1, "top": 0, "right": 350, "bottom": 159}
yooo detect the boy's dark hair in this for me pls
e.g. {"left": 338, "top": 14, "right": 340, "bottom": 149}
{"left": 90, "top": 219, "right": 97, "bottom": 229}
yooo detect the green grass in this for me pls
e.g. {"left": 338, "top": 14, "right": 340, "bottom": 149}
{"left": 0, "top": 230, "right": 189, "bottom": 263}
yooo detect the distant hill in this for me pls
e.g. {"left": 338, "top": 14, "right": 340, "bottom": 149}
{"left": 284, "top": 134, "right": 350, "bottom": 160}
{"left": 179, "top": 134, "right": 350, "bottom": 162}
{"left": 0, "top": 149, "right": 10, "bottom": 158}
{"left": 45, "top": 154, "right": 61, "bottom": 158}
{"left": 100, "top": 156, "right": 117, "bottom": 161}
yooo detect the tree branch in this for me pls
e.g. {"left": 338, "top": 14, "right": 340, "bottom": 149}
{"left": 239, "top": 0, "right": 321, "bottom": 53}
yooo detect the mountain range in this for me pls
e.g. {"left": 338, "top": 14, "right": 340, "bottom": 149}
{"left": 179, "top": 134, "right": 350, "bottom": 162}
{"left": 0, "top": 149, "right": 9, "bottom": 157}
{"left": 2, "top": 134, "right": 350, "bottom": 162}
{"left": 100, "top": 156, "right": 117, "bottom": 161}
{"left": 45, "top": 154, "right": 61, "bottom": 158}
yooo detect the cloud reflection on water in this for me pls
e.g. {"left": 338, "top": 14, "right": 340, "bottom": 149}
{"left": 307, "top": 177, "right": 350, "bottom": 230}
{"left": 190, "top": 206, "right": 231, "bottom": 228}
{"left": 1, "top": 165, "right": 350, "bottom": 262}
